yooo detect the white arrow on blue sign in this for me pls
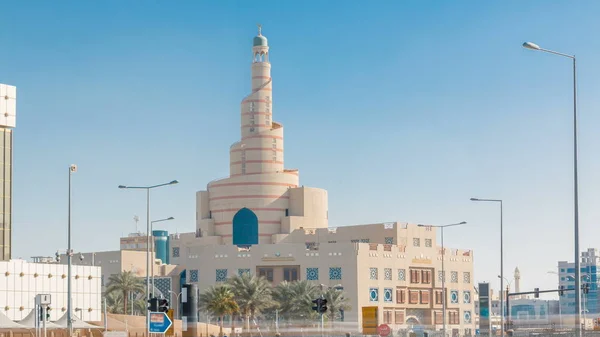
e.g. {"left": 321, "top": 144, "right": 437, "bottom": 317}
{"left": 148, "top": 312, "right": 173, "bottom": 333}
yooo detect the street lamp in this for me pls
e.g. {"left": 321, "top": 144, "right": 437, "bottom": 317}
{"left": 167, "top": 290, "right": 183, "bottom": 319}
{"left": 471, "top": 197, "right": 504, "bottom": 336}
{"left": 418, "top": 221, "right": 467, "bottom": 337}
{"left": 151, "top": 217, "right": 174, "bottom": 296}
{"left": 118, "top": 180, "right": 178, "bottom": 334}
{"left": 67, "top": 164, "right": 77, "bottom": 337}
{"left": 522, "top": 41, "right": 581, "bottom": 335}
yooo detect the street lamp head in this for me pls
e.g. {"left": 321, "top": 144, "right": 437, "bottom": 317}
{"left": 118, "top": 185, "right": 127, "bottom": 189}
{"left": 169, "top": 180, "right": 179, "bottom": 185}
{"left": 458, "top": 221, "right": 467, "bottom": 225}
{"left": 167, "top": 217, "right": 175, "bottom": 220}
{"left": 417, "top": 224, "right": 425, "bottom": 227}
{"left": 470, "top": 198, "right": 479, "bottom": 201}
{"left": 523, "top": 42, "right": 541, "bottom": 50}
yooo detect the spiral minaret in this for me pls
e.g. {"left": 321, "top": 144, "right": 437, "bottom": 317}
{"left": 196, "top": 26, "right": 329, "bottom": 246}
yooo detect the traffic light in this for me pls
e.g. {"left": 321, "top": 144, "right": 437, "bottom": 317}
{"left": 312, "top": 298, "right": 320, "bottom": 312}
{"left": 319, "top": 299, "right": 328, "bottom": 313}
{"left": 38, "top": 306, "right": 50, "bottom": 322}
{"left": 158, "top": 299, "right": 169, "bottom": 313}
{"left": 583, "top": 283, "right": 590, "bottom": 295}
{"left": 559, "top": 285, "right": 565, "bottom": 296}
{"left": 534, "top": 288, "right": 539, "bottom": 298}
{"left": 148, "top": 297, "right": 159, "bottom": 312}
{"left": 55, "top": 251, "right": 60, "bottom": 262}
{"left": 311, "top": 298, "right": 328, "bottom": 313}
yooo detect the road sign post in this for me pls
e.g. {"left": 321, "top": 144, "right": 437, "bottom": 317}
{"left": 166, "top": 309, "right": 175, "bottom": 336}
{"left": 149, "top": 312, "right": 173, "bottom": 334}
{"left": 377, "top": 324, "right": 391, "bottom": 337}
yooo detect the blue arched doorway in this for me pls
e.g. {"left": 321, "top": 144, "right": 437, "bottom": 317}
{"left": 232, "top": 208, "right": 259, "bottom": 246}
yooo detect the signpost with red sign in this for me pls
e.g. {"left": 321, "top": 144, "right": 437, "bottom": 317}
{"left": 377, "top": 324, "right": 391, "bottom": 337}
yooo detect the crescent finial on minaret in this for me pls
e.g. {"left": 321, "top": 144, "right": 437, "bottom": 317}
{"left": 257, "top": 23, "right": 262, "bottom": 36}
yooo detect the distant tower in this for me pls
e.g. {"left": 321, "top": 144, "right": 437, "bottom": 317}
{"left": 134, "top": 215, "right": 140, "bottom": 233}
{"left": 0, "top": 84, "right": 16, "bottom": 261}
{"left": 514, "top": 267, "right": 521, "bottom": 295}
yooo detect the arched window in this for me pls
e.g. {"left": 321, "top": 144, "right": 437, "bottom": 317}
{"left": 232, "top": 208, "right": 259, "bottom": 246}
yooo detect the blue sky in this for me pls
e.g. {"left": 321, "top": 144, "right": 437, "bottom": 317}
{"left": 2, "top": 1, "right": 600, "bottom": 296}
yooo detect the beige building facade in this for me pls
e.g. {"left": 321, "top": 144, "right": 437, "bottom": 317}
{"left": 167, "top": 27, "right": 477, "bottom": 334}
{"left": 63, "top": 250, "right": 180, "bottom": 297}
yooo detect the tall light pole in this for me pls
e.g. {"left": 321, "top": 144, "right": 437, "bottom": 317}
{"left": 471, "top": 197, "right": 503, "bottom": 335}
{"left": 522, "top": 41, "right": 581, "bottom": 335}
{"left": 118, "top": 180, "right": 178, "bottom": 334}
{"left": 67, "top": 164, "right": 77, "bottom": 337}
{"left": 167, "top": 290, "right": 183, "bottom": 319}
{"left": 418, "top": 221, "right": 467, "bottom": 337}
{"left": 498, "top": 275, "right": 513, "bottom": 327}
{"left": 151, "top": 217, "right": 174, "bottom": 296}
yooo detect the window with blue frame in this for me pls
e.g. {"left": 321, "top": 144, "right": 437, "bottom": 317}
{"left": 567, "top": 268, "right": 575, "bottom": 273}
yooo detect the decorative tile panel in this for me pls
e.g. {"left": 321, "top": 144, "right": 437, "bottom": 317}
{"left": 451, "top": 271, "right": 458, "bottom": 283}
{"left": 190, "top": 269, "right": 199, "bottom": 282}
{"left": 144, "top": 277, "right": 172, "bottom": 300}
{"left": 425, "top": 239, "right": 432, "bottom": 247}
{"left": 463, "top": 290, "right": 471, "bottom": 304}
{"left": 370, "top": 268, "right": 378, "bottom": 280}
{"left": 464, "top": 311, "right": 472, "bottom": 323}
{"left": 384, "top": 288, "right": 393, "bottom": 302}
{"left": 398, "top": 269, "right": 406, "bottom": 281}
{"left": 369, "top": 287, "right": 379, "bottom": 302}
{"left": 360, "top": 239, "right": 370, "bottom": 243}
{"left": 216, "top": 269, "right": 228, "bottom": 282}
{"left": 238, "top": 269, "right": 251, "bottom": 276}
{"left": 450, "top": 290, "right": 459, "bottom": 304}
{"left": 172, "top": 247, "right": 180, "bottom": 258}
{"left": 307, "top": 268, "right": 319, "bottom": 280}
{"left": 463, "top": 272, "right": 471, "bottom": 283}
{"left": 413, "top": 238, "right": 420, "bottom": 247}
{"left": 329, "top": 267, "right": 342, "bottom": 280}
{"left": 438, "top": 270, "right": 445, "bottom": 282}
{"left": 384, "top": 268, "right": 392, "bottom": 280}
{"left": 385, "top": 237, "right": 394, "bottom": 244}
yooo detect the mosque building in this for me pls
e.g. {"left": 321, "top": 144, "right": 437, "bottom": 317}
{"left": 117, "top": 26, "right": 476, "bottom": 334}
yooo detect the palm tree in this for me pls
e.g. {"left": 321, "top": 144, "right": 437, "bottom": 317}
{"left": 288, "top": 280, "right": 320, "bottom": 322}
{"left": 105, "top": 291, "right": 124, "bottom": 314}
{"left": 105, "top": 271, "right": 145, "bottom": 314}
{"left": 227, "top": 273, "right": 275, "bottom": 332}
{"left": 271, "top": 281, "right": 294, "bottom": 321}
{"left": 321, "top": 287, "right": 351, "bottom": 325}
{"left": 199, "top": 285, "right": 239, "bottom": 337}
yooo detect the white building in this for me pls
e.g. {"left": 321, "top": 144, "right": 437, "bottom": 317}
{"left": 0, "top": 259, "right": 101, "bottom": 321}
{"left": 558, "top": 248, "right": 600, "bottom": 315}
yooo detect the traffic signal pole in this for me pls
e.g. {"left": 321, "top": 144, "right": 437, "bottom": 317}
{"left": 320, "top": 295, "right": 324, "bottom": 337}
{"left": 506, "top": 286, "right": 576, "bottom": 331}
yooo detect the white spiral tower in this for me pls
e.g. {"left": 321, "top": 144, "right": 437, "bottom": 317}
{"left": 196, "top": 26, "right": 328, "bottom": 246}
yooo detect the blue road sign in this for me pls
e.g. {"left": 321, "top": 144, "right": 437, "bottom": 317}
{"left": 149, "top": 312, "right": 173, "bottom": 333}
